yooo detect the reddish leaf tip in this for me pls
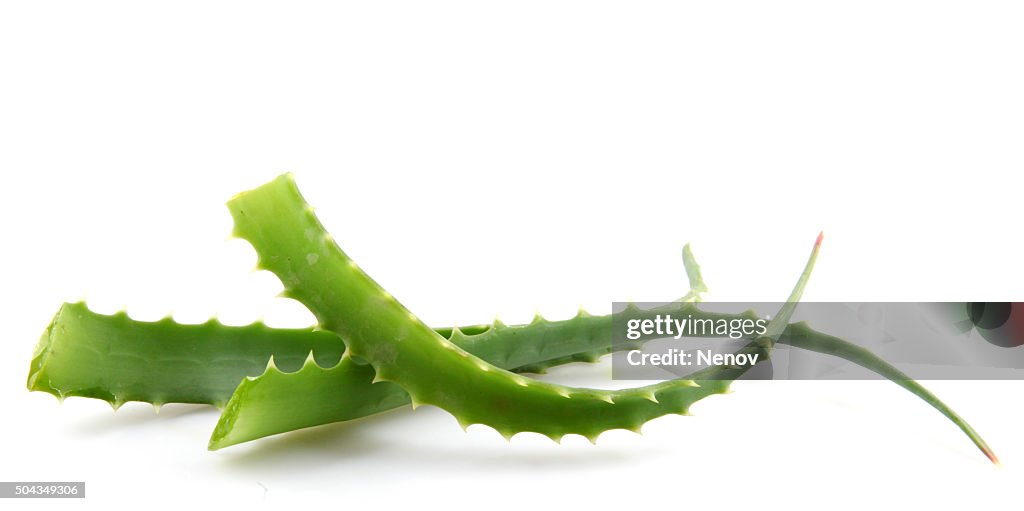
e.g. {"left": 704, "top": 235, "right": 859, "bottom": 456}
{"left": 983, "top": 447, "right": 1000, "bottom": 466}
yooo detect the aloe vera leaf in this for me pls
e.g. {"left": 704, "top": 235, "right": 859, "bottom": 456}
{"left": 752, "top": 231, "right": 823, "bottom": 358}
{"left": 25, "top": 303, "right": 616, "bottom": 409}
{"left": 225, "top": 175, "right": 998, "bottom": 461}
{"left": 223, "top": 174, "right": 819, "bottom": 445}
{"left": 781, "top": 321, "right": 999, "bottom": 464}
{"left": 211, "top": 309, "right": 717, "bottom": 449}
{"left": 26, "top": 303, "right": 344, "bottom": 409}
{"left": 27, "top": 292, "right": 699, "bottom": 412}
{"left": 29, "top": 245, "right": 708, "bottom": 434}
{"left": 209, "top": 239, "right": 773, "bottom": 450}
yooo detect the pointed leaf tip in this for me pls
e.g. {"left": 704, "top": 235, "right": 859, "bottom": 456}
{"left": 984, "top": 447, "right": 1000, "bottom": 466}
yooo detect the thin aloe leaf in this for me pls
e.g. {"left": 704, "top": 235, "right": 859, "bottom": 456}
{"left": 761, "top": 232, "right": 824, "bottom": 347}
{"left": 782, "top": 322, "right": 999, "bottom": 464}
{"left": 754, "top": 232, "right": 996, "bottom": 463}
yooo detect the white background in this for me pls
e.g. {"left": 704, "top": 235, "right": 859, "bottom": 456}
{"left": 1, "top": 1, "right": 1022, "bottom": 509}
